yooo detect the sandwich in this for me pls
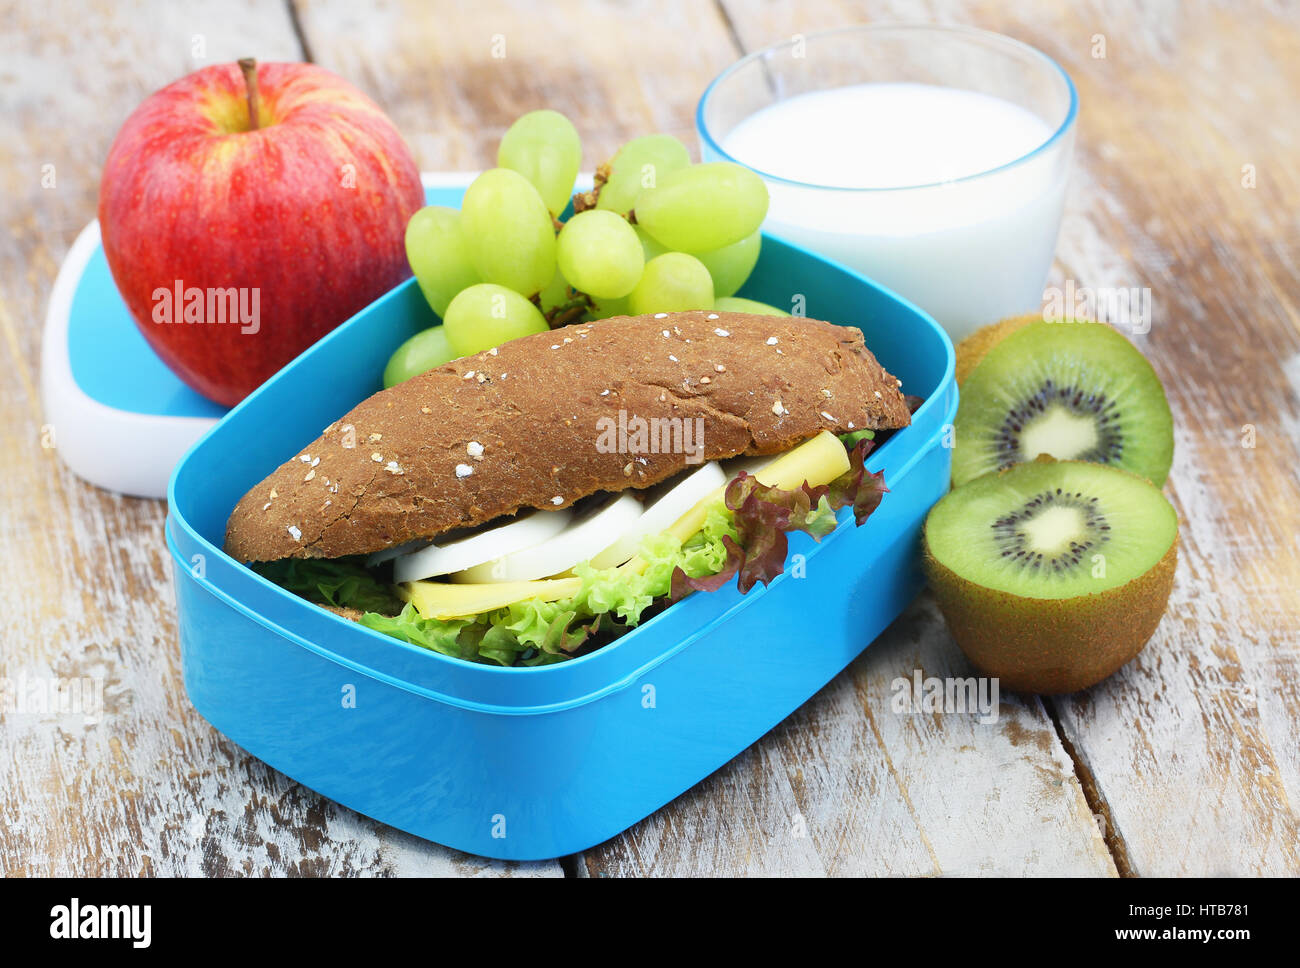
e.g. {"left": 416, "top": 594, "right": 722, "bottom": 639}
{"left": 225, "top": 310, "right": 913, "bottom": 666}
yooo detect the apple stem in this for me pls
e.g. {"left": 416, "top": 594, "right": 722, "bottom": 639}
{"left": 237, "top": 57, "right": 261, "bottom": 131}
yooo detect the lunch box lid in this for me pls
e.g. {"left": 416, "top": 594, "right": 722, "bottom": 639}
{"left": 166, "top": 205, "right": 955, "bottom": 716}
{"left": 40, "top": 175, "right": 495, "bottom": 499}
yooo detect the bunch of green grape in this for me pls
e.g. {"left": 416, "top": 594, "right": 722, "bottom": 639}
{"left": 384, "top": 110, "right": 790, "bottom": 388}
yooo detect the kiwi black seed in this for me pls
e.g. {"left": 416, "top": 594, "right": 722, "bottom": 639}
{"left": 951, "top": 320, "right": 1173, "bottom": 488}
{"left": 924, "top": 457, "right": 1178, "bottom": 694}
{"left": 990, "top": 487, "right": 1107, "bottom": 572}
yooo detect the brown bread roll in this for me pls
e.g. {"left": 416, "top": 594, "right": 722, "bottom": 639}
{"left": 225, "top": 311, "right": 911, "bottom": 563}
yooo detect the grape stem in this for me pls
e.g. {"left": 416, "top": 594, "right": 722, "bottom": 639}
{"left": 237, "top": 57, "right": 261, "bottom": 131}
{"left": 571, "top": 162, "right": 611, "bottom": 214}
{"left": 548, "top": 303, "right": 590, "bottom": 328}
{"left": 538, "top": 289, "right": 592, "bottom": 328}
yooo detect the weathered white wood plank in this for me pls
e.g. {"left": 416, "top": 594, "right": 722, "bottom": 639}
{"left": 7, "top": 0, "right": 1296, "bottom": 878}
{"left": 1047, "top": 29, "right": 1300, "bottom": 870}
{"left": 719, "top": 0, "right": 1300, "bottom": 876}
{"left": 0, "top": 0, "right": 559, "bottom": 877}
{"left": 582, "top": 597, "right": 1115, "bottom": 876}
{"left": 294, "top": 0, "right": 744, "bottom": 169}
{"left": 1020, "top": 0, "right": 1300, "bottom": 877}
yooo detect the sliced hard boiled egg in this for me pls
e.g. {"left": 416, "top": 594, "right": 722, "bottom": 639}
{"left": 366, "top": 539, "right": 428, "bottom": 568}
{"left": 405, "top": 433, "right": 859, "bottom": 614}
{"left": 452, "top": 492, "right": 643, "bottom": 583}
{"left": 392, "top": 509, "right": 572, "bottom": 583}
{"left": 588, "top": 461, "right": 728, "bottom": 569}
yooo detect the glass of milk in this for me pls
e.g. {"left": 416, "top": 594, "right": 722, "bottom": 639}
{"left": 697, "top": 24, "right": 1077, "bottom": 343}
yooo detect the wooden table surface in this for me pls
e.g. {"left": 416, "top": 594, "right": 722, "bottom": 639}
{"left": 3, "top": 0, "right": 1297, "bottom": 877}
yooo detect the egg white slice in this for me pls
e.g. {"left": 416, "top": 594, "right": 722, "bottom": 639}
{"left": 588, "top": 461, "right": 728, "bottom": 570}
{"left": 392, "top": 509, "right": 572, "bottom": 583}
{"left": 366, "top": 539, "right": 428, "bottom": 568}
{"left": 452, "top": 492, "right": 643, "bottom": 583}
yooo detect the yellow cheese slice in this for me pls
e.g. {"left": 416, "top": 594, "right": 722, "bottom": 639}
{"left": 748, "top": 430, "right": 851, "bottom": 491}
{"left": 401, "top": 575, "right": 582, "bottom": 620}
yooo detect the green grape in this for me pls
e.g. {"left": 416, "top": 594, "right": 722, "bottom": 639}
{"left": 444, "top": 283, "right": 550, "bottom": 356}
{"left": 596, "top": 134, "right": 691, "bottom": 216}
{"left": 627, "top": 253, "right": 714, "bottom": 315}
{"left": 404, "top": 207, "right": 480, "bottom": 317}
{"left": 556, "top": 210, "right": 644, "bottom": 299}
{"left": 633, "top": 162, "right": 769, "bottom": 252}
{"left": 696, "top": 230, "right": 761, "bottom": 298}
{"left": 587, "top": 293, "right": 631, "bottom": 320}
{"left": 498, "top": 109, "right": 582, "bottom": 217}
{"left": 538, "top": 267, "right": 571, "bottom": 315}
{"left": 635, "top": 225, "right": 669, "bottom": 262}
{"left": 460, "top": 168, "right": 557, "bottom": 298}
{"left": 712, "top": 296, "right": 789, "bottom": 316}
{"left": 383, "top": 325, "right": 459, "bottom": 388}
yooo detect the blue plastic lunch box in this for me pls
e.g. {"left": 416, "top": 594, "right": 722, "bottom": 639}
{"left": 166, "top": 208, "right": 957, "bottom": 861}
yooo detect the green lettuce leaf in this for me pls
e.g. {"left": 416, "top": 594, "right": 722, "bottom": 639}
{"left": 356, "top": 505, "right": 739, "bottom": 667}
{"left": 253, "top": 556, "right": 404, "bottom": 615}
{"left": 838, "top": 428, "right": 876, "bottom": 448}
{"left": 671, "top": 439, "right": 887, "bottom": 595}
{"left": 265, "top": 439, "right": 890, "bottom": 667}
{"left": 359, "top": 606, "right": 479, "bottom": 660}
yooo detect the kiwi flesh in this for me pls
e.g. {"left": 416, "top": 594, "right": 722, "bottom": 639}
{"left": 952, "top": 321, "right": 1174, "bottom": 488}
{"left": 924, "top": 457, "right": 1177, "bottom": 694}
{"left": 954, "top": 313, "right": 1038, "bottom": 388}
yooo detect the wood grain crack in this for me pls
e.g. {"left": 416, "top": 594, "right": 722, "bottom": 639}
{"left": 1046, "top": 697, "right": 1134, "bottom": 878}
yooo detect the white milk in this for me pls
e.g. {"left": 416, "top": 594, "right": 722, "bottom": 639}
{"left": 719, "top": 83, "right": 1069, "bottom": 341}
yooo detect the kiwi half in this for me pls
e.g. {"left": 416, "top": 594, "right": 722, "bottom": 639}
{"left": 953, "top": 313, "right": 1038, "bottom": 388}
{"left": 952, "top": 321, "right": 1174, "bottom": 487}
{"left": 924, "top": 458, "right": 1177, "bottom": 694}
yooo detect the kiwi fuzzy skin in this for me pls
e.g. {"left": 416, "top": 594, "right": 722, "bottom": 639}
{"left": 924, "top": 536, "right": 1177, "bottom": 694}
{"left": 953, "top": 313, "right": 1040, "bottom": 388}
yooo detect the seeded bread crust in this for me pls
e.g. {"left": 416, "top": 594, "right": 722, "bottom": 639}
{"left": 224, "top": 311, "right": 911, "bottom": 563}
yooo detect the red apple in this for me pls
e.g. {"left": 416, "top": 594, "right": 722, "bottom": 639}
{"left": 98, "top": 59, "right": 424, "bottom": 406}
